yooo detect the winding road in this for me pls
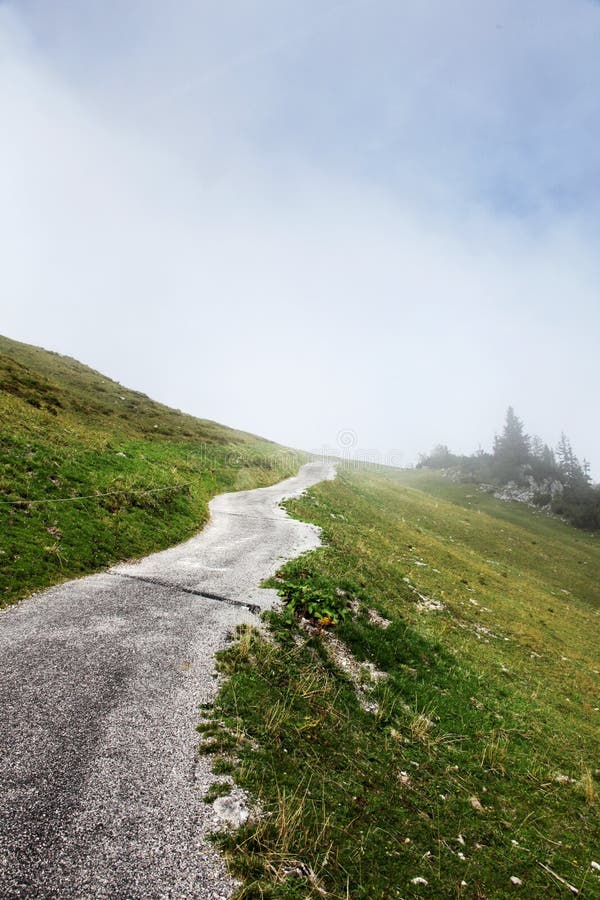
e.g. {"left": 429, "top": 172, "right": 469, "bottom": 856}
{"left": 0, "top": 461, "right": 334, "bottom": 899}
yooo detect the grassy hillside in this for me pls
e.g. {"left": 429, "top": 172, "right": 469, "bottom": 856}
{"left": 0, "top": 335, "right": 302, "bottom": 606}
{"left": 204, "top": 466, "right": 600, "bottom": 898}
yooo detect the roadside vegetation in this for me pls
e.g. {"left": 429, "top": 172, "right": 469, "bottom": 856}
{"left": 3, "top": 335, "right": 598, "bottom": 895}
{"left": 0, "top": 335, "right": 301, "bottom": 606}
{"left": 203, "top": 465, "right": 600, "bottom": 898}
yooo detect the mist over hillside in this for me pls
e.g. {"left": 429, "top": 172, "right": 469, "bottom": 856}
{"left": 1, "top": 1, "right": 599, "bottom": 471}
{"left": 418, "top": 406, "right": 600, "bottom": 530}
{"left": 1, "top": 4, "right": 599, "bottom": 897}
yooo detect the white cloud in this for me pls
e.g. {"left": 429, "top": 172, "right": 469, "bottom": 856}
{"left": 1, "top": 2, "right": 599, "bottom": 474}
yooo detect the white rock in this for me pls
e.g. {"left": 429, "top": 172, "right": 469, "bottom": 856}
{"left": 411, "top": 876, "right": 428, "bottom": 885}
{"left": 510, "top": 876, "right": 523, "bottom": 885}
{"left": 212, "top": 796, "right": 249, "bottom": 829}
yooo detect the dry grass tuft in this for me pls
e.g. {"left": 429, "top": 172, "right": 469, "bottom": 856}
{"left": 481, "top": 730, "right": 510, "bottom": 775}
{"left": 580, "top": 769, "right": 595, "bottom": 805}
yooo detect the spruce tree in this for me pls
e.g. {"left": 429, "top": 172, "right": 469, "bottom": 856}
{"left": 493, "top": 406, "right": 530, "bottom": 482}
{"left": 556, "top": 433, "right": 587, "bottom": 487}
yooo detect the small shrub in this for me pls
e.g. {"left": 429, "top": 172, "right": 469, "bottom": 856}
{"left": 272, "top": 560, "right": 360, "bottom": 626}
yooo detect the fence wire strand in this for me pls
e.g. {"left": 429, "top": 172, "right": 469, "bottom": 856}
{"left": 0, "top": 482, "right": 194, "bottom": 507}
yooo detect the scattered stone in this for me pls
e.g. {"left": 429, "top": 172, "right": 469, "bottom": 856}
{"left": 470, "top": 622, "right": 500, "bottom": 639}
{"left": 212, "top": 795, "right": 249, "bottom": 829}
{"left": 367, "top": 608, "right": 392, "bottom": 629}
{"left": 321, "top": 631, "right": 387, "bottom": 714}
{"left": 411, "top": 876, "right": 429, "bottom": 885}
{"left": 403, "top": 577, "right": 445, "bottom": 612}
{"left": 417, "top": 597, "right": 445, "bottom": 612}
{"left": 490, "top": 477, "right": 563, "bottom": 508}
{"left": 510, "top": 875, "right": 523, "bottom": 885}
{"left": 470, "top": 796, "right": 485, "bottom": 812}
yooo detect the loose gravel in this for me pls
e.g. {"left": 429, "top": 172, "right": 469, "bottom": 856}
{"left": 0, "top": 461, "right": 334, "bottom": 898}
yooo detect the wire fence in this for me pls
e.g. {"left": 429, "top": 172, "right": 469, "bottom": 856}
{"left": 0, "top": 481, "right": 194, "bottom": 507}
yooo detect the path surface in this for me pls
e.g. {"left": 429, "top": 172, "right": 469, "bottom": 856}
{"left": 0, "top": 461, "right": 334, "bottom": 899}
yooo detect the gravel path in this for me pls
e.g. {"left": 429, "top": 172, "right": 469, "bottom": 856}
{"left": 0, "top": 461, "right": 334, "bottom": 899}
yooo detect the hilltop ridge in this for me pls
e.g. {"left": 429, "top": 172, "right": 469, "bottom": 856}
{"left": 0, "top": 334, "right": 301, "bottom": 606}
{"left": 0, "top": 334, "right": 270, "bottom": 444}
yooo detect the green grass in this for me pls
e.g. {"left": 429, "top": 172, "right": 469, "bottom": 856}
{"left": 204, "top": 465, "right": 600, "bottom": 898}
{"left": 3, "top": 334, "right": 598, "bottom": 895}
{"left": 0, "top": 334, "right": 303, "bottom": 606}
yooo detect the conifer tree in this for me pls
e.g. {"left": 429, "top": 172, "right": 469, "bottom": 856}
{"left": 493, "top": 406, "right": 530, "bottom": 481}
{"left": 529, "top": 435, "right": 558, "bottom": 480}
{"left": 556, "top": 433, "right": 588, "bottom": 486}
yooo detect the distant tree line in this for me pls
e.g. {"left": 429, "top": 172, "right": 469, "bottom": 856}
{"left": 418, "top": 406, "right": 600, "bottom": 530}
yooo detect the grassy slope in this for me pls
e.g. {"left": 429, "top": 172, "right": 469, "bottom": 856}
{"left": 206, "top": 465, "right": 599, "bottom": 899}
{"left": 0, "top": 334, "right": 302, "bottom": 606}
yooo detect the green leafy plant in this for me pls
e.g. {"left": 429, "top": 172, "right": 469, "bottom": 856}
{"left": 271, "top": 557, "right": 361, "bottom": 626}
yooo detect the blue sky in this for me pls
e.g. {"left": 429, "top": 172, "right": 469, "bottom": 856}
{"left": 2, "top": 1, "right": 599, "bottom": 472}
